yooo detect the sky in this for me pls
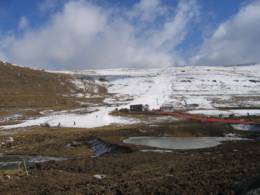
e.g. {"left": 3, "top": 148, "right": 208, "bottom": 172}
{"left": 0, "top": 0, "right": 259, "bottom": 70}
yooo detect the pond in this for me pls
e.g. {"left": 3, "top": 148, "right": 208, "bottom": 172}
{"left": 231, "top": 124, "right": 260, "bottom": 132}
{"left": 0, "top": 154, "right": 67, "bottom": 170}
{"left": 123, "top": 136, "right": 248, "bottom": 150}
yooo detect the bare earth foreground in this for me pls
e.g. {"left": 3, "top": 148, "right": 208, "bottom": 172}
{"left": 0, "top": 62, "right": 259, "bottom": 194}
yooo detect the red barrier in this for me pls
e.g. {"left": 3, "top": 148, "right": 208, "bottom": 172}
{"left": 154, "top": 111, "right": 255, "bottom": 124}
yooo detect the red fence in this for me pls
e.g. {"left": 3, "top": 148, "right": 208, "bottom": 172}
{"left": 155, "top": 111, "right": 255, "bottom": 124}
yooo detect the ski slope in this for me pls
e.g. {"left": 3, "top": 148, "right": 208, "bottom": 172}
{"left": 1, "top": 64, "right": 260, "bottom": 129}
{"left": 94, "top": 64, "right": 260, "bottom": 111}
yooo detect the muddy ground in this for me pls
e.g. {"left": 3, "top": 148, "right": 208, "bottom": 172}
{"left": 0, "top": 120, "right": 259, "bottom": 194}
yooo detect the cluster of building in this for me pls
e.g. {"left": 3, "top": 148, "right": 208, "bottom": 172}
{"left": 130, "top": 104, "right": 149, "bottom": 112}
{"left": 129, "top": 102, "right": 199, "bottom": 112}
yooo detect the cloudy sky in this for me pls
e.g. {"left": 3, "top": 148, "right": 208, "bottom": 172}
{"left": 0, "top": 0, "right": 259, "bottom": 70}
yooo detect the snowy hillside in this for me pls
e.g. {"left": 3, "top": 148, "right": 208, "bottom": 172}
{"left": 2, "top": 64, "right": 260, "bottom": 129}
{"left": 90, "top": 65, "right": 260, "bottom": 111}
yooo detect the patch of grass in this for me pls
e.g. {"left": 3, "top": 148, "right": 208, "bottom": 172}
{"left": 0, "top": 61, "right": 107, "bottom": 118}
{"left": 0, "top": 120, "right": 236, "bottom": 157}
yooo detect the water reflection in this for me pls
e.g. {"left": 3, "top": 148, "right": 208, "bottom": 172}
{"left": 124, "top": 136, "right": 248, "bottom": 150}
{"left": 0, "top": 154, "right": 67, "bottom": 170}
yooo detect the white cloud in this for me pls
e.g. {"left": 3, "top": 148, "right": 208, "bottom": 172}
{"left": 149, "top": 0, "right": 199, "bottom": 50}
{"left": 18, "top": 16, "right": 29, "bottom": 30}
{"left": 0, "top": 0, "right": 198, "bottom": 70}
{"left": 0, "top": 34, "right": 15, "bottom": 61}
{"left": 192, "top": 0, "right": 260, "bottom": 66}
{"left": 38, "top": 0, "right": 67, "bottom": 14}
{"left": 129, "top": 0, "right": 163, "bottom": 22}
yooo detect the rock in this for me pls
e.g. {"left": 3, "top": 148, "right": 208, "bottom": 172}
{"left": 40, "top": 122, "right": 50, "bottom": 128}
{"left": 87, "top": 138, "right": 132, "bottom": 157}
{"left": 93, "top": 174, "right": 106, "bottom": 180}
{"left": 66, "top": 141, "right": 82, "bottom": 148}
{"left": 6, "top": 137, "right": 14, "bottom": 143}
{"left": 4, "top": 175, "right": 11, "bottom": 180}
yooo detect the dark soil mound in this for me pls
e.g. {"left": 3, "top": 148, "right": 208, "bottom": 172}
{"left": 233, "top": 173, "right": 260, "bottom": 195}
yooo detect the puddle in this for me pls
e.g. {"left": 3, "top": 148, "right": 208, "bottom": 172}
{"left": 140, "top": 149, "right": 173, "bottom": 153}
{"left": 123, "top": 136, "right": 248, "bottom": 150}
{"left": 0, "top": 154, "right": 67, "bottom": 170}
{"left": 232, "top": 174, "right": 260, "bottom": 194}
{"left": 231, "top": 124, "right": 260, "bottom": 132}
{"left": 88, "top": 138, "right": 132, "bottom": 157}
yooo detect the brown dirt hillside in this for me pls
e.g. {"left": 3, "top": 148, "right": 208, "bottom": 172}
{"left": 0, "top": 61, "right": 105, "bottom": 116}
{"left": 0, "top": 62, "right": 75, "bottom": 95}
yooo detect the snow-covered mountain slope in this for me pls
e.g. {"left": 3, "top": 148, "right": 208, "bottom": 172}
{"left": 88, "top": 65, "right": 260, "bottom": 111}
{"left": 2, "top": 64, "right": 260, "bottom": 129}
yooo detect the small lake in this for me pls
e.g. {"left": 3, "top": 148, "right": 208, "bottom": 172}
{"left": 231, "top": 124, "right": 260, "bottom": 132}
{"left": 0, "top": 154, "right": 67, "bottom": 170}
{"left": 123, "top": 136, "right": 248, "bottom": 150}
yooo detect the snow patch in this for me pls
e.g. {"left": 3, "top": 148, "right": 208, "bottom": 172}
{"left": 1, "top": 108, "right": 139, "bottom": 129}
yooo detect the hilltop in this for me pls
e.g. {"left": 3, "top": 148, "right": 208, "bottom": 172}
{"left": 0, "top": 61, "right": 106, "bottom": 119}
{"left": 0, "top": 61, "right": 76, "bottom": 95}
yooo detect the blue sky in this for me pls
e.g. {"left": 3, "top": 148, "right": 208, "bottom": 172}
{"left": 0, "top": 0, "right": 259, "bottom": 69}
{"left": 0, "top": 0, "right": 245, "bottom": 37}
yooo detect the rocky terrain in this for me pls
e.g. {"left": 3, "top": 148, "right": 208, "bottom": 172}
{"left": 0, "top": 62, "right": 259, "bottom": 194}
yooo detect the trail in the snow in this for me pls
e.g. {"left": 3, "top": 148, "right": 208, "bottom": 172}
{"left": 1, "top": 107, "right": 138, "bottom": 130}
{"left": 1, "top": 64, "right": 260, "bottom": 129}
